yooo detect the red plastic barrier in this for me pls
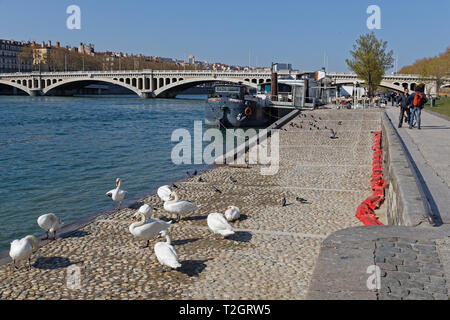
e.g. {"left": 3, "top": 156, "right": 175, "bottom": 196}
{"left": 355, "top": 131, "right": 385, "bottom": 226}
{"left": 362, "top": 195, "right": 384, "bottom": 210}
{"left": 355, "top": 204, "right": 383, "bottom": 225}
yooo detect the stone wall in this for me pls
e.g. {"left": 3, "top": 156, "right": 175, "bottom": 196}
{"left": 381, "top": 112, "right": 428, "bottom": 226}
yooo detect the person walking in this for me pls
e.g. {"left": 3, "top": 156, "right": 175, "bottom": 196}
{"left": 396, "top": 89, "right": 410, "bottom": 128}
{"left": 407, "top": 85, "right": 428, "bottom": 130}
{"left": 391, "top": 91, "right": 397, "bottom": 106}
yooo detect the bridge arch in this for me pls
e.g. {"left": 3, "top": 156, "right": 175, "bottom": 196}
{"left": 334, "top": 79, "right": 405, "bottom": 92}
{"left": 42, "top": 77, "right": 143, "bottom": 97}
{"left": 153, "top": 77, "right": 258, "bottom": 98}
{"left": 0, "top": 79, "right": 32, "bottom": 95}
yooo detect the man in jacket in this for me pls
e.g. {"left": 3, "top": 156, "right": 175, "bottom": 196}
{"left": 407, "top": 85, "right": 428, "bottom": 130}
{"left": 396, "top": 89, "right": 410, "bottom": 128}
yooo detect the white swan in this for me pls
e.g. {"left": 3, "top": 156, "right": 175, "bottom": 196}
{"left": 106, "top": 177, "right": 126, "bottom": 210}
{"left": 9, "top": 235, "right": 39, "bottom": 269}
{"left": 37, "top": 213, "right": 63, "bottom": 240}
{"left": 163, "top": 191, "right": 199, "bottom": 222}
{"left": 138, "top": 203, "right": 153, "bottom": 222}
{"left": 224, "top": 206, "right": 241, "bottom": 222}
{"left": 157, "top": 185, "right": 172, "bottom": 202}
{"left": 207, "top": 212, "right": 235, "bottom": 238}
{"left": 154, "top": 230, "right": 181, "bottom": 271}
{"left": 129, "top": 211, "right": 172, "bottom": 248}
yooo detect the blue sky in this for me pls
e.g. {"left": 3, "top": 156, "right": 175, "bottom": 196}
{"left": 1, "top": 0, "right": 449, "bottom": 72}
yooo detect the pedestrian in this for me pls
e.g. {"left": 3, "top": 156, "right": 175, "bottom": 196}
{"left": 407, "top": 85, "right": 428, "bottom": 130}
{"left": 391, "top": 91, "right": 397, "bottom": 106}
{"left": 396, "top": 89, "right": 410, "bottom": 128}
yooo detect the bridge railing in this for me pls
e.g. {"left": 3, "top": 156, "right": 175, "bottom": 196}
{"left": 0, "top": 69, "right": 279, "bottom": 77}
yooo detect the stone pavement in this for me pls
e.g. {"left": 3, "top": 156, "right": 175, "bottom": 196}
{"left": 308, "top": 107, "right": 450, "bottom": 300}
{"left": 385, "top": 106, "right": 450, "bottom": 223}
{"left": 307, "top": 225, "right": 450, "bottom": 300}
{"left": 0, "top": 109, "right": 381, "bottom": 300}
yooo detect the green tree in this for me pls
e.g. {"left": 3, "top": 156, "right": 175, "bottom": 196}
{"left": 346, "top": 32, "right": 394, "bottom": 97}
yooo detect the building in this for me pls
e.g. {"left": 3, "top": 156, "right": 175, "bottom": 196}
{"left": 188, "top": 55, "right": 195, "bottom": 65}
{"left": 32, "top": 48, "right": 51, "bottom": 66}
{"left": 0, "top": 39, "right": 32, "bottom": 73}
{"left": 78, "top": 43, "right": 95, "bottom": 56}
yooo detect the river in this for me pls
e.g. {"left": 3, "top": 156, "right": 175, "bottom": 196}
{"left": 0, "top": 94, "right": 215, "bottom": 252}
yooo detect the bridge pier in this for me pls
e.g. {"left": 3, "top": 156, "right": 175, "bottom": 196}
{"left": 139, "top": 92, "right": 154, "bottom": 99}
{"left": 29, "top": 89, "right": 42, "bottom": 96}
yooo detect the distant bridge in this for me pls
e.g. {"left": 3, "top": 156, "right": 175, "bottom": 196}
{"left": 327, "top": 72, "right": 450, "bottom": 94}
{"left": 0, "top": 70, "right": 448, "bottom": 98}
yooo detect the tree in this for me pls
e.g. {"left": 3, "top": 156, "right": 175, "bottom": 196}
{"left": 17, "top": 47, "right": 34, "bottom": 71}
{"left": 346, "top": 32, "right": 394, "bottom": 97}
{"left": 419, "top": 49, "right": 449, "bottom": 96}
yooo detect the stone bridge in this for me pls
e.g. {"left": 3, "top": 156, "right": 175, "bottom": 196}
{"left": 0, "top": 70, "right": 274, "bottom": 98}
{"left": 327, "top": 72, "right": 450, "bottom": 95}
{"left": 0, "top": 70, "right": 448, "bottom": 98}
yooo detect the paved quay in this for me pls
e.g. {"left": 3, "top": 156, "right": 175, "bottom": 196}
{"left": 0, "top": 109, "right": 382, "bottom": 300}
{"left": 385, "top": 106, "right": 450, "bottom": 223}
{"left": 308, "top": 106, "right": 450, "bottom": 300}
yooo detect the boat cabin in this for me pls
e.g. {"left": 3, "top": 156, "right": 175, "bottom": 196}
{"left": 209, "top": 84, "right": 246, "bottom": 100}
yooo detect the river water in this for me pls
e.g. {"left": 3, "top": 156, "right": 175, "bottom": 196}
{"left": 0, "top": 94, "right": 217, "bottom": 252}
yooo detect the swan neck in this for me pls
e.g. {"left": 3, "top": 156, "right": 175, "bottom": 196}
{"left": 165, "top": 234, "right": 172, "bottom": 245}
{"left": 25, "top": 235, "right": 39, "bottom": 252}
{"left": 134, "top": 212, "right": 146, "bottom": 227}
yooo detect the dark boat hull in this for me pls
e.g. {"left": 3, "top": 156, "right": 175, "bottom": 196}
{"left": 205, "top": 98, "right": 273, "bottom": 128}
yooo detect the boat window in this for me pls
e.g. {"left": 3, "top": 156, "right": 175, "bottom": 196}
{"left": 278, "top": 83, "right": 292, "bottom": 93}
{"left": 215, "top": 86, "right": 241, "bottom": 93}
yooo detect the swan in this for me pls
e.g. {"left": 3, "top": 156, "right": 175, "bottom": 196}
{"left": 157, "top": 185, "right": 173, "bottom": 202}
{"left": 138, "top": 203, "right": 153, "bottom": 222}
{"left": 224, "top": 206, "right": 241, "bottom": 222}
{"left": 154, "top": 230, "right": 181, "bottom": 272}
{"left": 129, "top": 211, "right": 172, "bottom": 248}
{"left": 163, "top": 191, "right": 199, "bottom": 222}
{"left": 37, "top": 213, "right": 63, "bottom": 240}
{"left": 106, "top": 177, "right": 127, "bottom": 210}
{"left": 207, "top": 212, "right": 235, "bottom": 238}
{"left": 9, "top": 235, "right": 39, "bottom": 269}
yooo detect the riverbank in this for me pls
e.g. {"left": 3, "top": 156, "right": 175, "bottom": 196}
{"left": 0, "top": 108, "right": 382, "bottom": 300}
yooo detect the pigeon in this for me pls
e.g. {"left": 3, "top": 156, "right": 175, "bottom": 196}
{"left": 281, "top": 197, "right": 287, "bottom": 207}
{"left": 229, "top": 176, "right": 237, "bottom": 183}
{"left": 338, "top": 121, "right": 342, "bottom": 125}
{"left": 186, "top": 171, "right": 191, "bottom": 178}
{"left": 212, "top": 186, "right": 222, "bottom": 193}
{"left": 172, "top": 183, "right": 179, "bottom": 189}
{"left": 198, "top": 177, "right": 204, "bottom": 182}
{"left": 296, "top": 197, "right": 308, "bottom": 203}
{"left": 193, "top": 170, "right": 197, "bottom": 176}
{"left": 309, "top": 127, "right": 312, "bottom": 130}
{"left": 325, "top": 126, "right": 327, "bottom": 129}
{"left": 330, "top": 129, "right": 337, "bottom": 139}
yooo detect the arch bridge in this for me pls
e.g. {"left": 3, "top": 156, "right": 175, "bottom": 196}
{"left": 0, "top": 70, "right": 274, "bottom": 98}
{"left": 0, "top": 70, "right": 448, "bottom": 98}
{"left": 328, "top": 72, "right": 450, "bottom": 95}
